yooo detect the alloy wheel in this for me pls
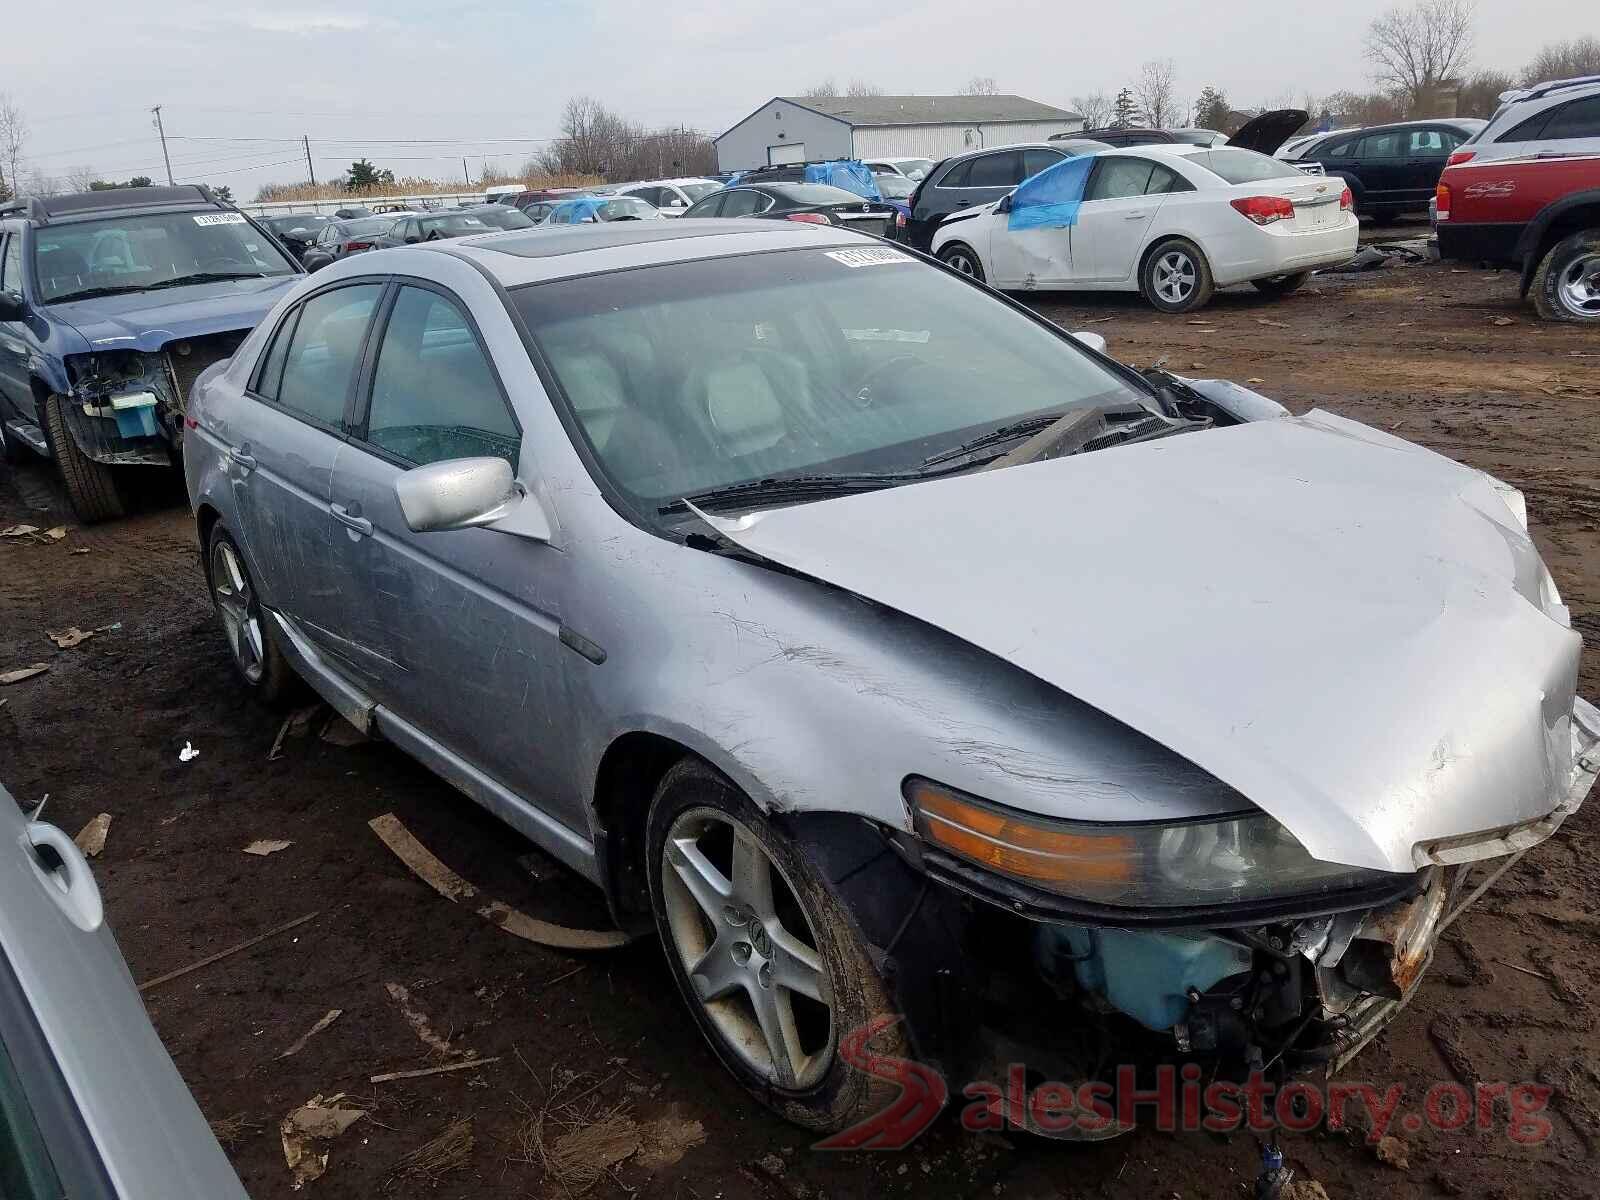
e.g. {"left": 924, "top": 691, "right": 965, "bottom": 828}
{"left": 1557, "top": 251, "right": 1600, "bottom": 318}
{"left": 211, "top": 540, "right": 265, "bottom": 684}
{"left": 944, "top": 251, "right": 976, "bottom": 276}
{"left": 661, "top": 807, "right": 833, "bottom": 1089}
{"left": 1153, "top": 250, "right": 1198, "bottom": 304}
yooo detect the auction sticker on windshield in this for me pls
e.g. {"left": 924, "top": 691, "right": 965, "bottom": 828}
{"left": 193, "top": 213, "right": 248, "bottom": 226}
{"left": 825, "top": 247, "right": 912, "bottom": 269}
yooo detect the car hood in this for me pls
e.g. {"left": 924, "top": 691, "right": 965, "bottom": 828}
{"left": 696, "top": 411, "right": 1582, "bottom": 874}
{"left": 1228, "top": 109, "right": 1310, "bottom": 155}
{"left": 47, "top": 275, "right": 300, "bottom": 355}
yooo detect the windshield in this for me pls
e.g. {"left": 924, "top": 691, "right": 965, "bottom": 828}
{"left": 773, "top": 184, "right": 864, "bottom": 206}
{"left": 1186, "top": 147, "right": 1305, "bottom": 184}
{"left": 344, "top": 217, "right": 398, "bottom": 237}
{"left": 512, "top": 247, "right": 1152, "bottom": 513}
{"left": 419, "top": 213, "right": 491, "bottom": 236}
{"left": 680, "top": 182, "right": 722, "bottom": 201}
{"left": 874, "top": 174, "right": 916, "bottom": 199}
{"left": 600, "top": 197, "right": 661, "bottom": 221}
{"left": 267, "top": 214, "right": 333, "bottom": 237}
{"left": 897, "top": 159, "right": 935, "bottom": 179}
{"left": 34, "top": 211, "right": 297, "bottom": 303}
{"left": 473, "top": 207, "right": 535, "bottom": 229}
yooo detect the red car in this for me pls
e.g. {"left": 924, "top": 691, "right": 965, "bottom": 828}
{"left": 1434, "top": 151, "right": 1600, "bottom": 321}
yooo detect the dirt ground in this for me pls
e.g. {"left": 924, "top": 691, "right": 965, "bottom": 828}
{"left": 2, "top": 238, "right": 1599, "bottom": 1200}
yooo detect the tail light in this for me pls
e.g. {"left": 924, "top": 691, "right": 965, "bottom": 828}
{"left": 1446, "top": 149, "right": 1476, "bottom": 166}
{"left": 1339, "top": 186, "right": 1354, "bottom": 211}
{"left": 896, "top": 212, "right": 907, "bottom": 228}
{"left": 785, "top": 212, "right": 830, "bottom": 224}
{"left": 1229, "top": 196, "right": 1295, "bottom": 226}
{"left": 1435, "top": 184, "right": 1451, "bottom": 222}
{"left": 345, "top": 240, "right": 373, "bottom": 252}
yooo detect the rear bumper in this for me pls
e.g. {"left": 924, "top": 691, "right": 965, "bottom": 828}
{"left": 1436, "top": 220, "right": 1523, "bottom": 266}
{"left": 1211, "top": 218, "right": 1359, "bottom": 286}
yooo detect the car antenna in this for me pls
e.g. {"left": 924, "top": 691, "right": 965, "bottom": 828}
{"left": 29, "top": 793, "right": 48, "bottom": 822}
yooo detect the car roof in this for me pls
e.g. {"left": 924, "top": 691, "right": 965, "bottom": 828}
{"left": 411, "top": 219, "right": 868, "bottom": 287}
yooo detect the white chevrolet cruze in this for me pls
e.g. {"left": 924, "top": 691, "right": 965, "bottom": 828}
{"left": 930, "top": 145, "right": 1359, "bottom": 312}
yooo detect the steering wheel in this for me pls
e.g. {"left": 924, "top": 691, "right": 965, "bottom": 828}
{"left": 852, "top": 353, "right": 929, "bottom": 409}
{"left": 197, "top": 255, "right": 250, "bottom": 271}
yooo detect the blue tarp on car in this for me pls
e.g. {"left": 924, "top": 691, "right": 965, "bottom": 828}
{"left": 549, "top": 197, "right": 608, "bottom": 223}
{"left": 802, "top": 161, "right": 882, "bottom": 201}
{"left": 1007, "top": 154, "right": 1098, "bottom": 231}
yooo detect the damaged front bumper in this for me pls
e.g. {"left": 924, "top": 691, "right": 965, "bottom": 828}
{"left": 890, "top": 698, "right": 1600, "bottom": 1125}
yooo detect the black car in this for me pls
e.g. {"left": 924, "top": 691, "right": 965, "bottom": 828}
{"left": 681, "top": 183, "right": 899, "bottom": 238}
{"left": 298, "top": 215, "right": 401, "bottom": 271}
{"left": 898, "top": 143, "right": 1091, "bottom": 252}
{"left": 260, "top": 213, "right": 335, "bottom": 264}
{"left": 457, "top": 204, "right": 537, "bottom": 231}
{"left": 375, "top": 210, "right": 498, "bottom": 246}
{"left": 1287, "top": 118, "right": 1486, "bottom": 219}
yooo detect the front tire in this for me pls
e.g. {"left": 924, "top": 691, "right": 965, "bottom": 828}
{"left": 41, "top": 393, "right": 124, "bottom": 522}
{"left": 1141, "top": 239, "right": 1214, "bottom": 313}
{"left": 206, "top": 526, "right": 295, "bottom": 705}
{"left": 938, "top": 242, "right": 985, "bottom": 283}
{"left": 646, "top": 759, "right": 905, "bottom": 1132}
{"left": 1252, "top": 271, "right": 1310, "bottom": 296}
{"left": 1530, "top": 230, "right": 1600, "bottom": 323}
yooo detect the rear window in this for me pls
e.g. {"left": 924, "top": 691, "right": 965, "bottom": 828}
{"left": 344, "top": 217, "right": 397, "bottom": 236}
{"left": 1186, "top": 148, "right": 1304, "bottom": 185}
{"left": 1543, "top": 96, "right": 1600, "bottom": 140}
{"left": 771, "top": 184, "right": 862, "bottom": 206}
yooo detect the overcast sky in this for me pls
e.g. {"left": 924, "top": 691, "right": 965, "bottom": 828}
{"left": 7, "top": 0, "right": 1592, "bottom": 199}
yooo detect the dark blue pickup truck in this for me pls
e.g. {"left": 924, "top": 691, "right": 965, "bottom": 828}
{"left": 0, "top": 185, "right": 302, "bottom": 520}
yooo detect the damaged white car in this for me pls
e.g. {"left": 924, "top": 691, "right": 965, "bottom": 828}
{"left": 184, "top": 220, "right": 1600, "bottom": 1135}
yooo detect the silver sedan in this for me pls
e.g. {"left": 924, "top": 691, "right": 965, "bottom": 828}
{"left": 185, "top": 220, "right": 1599, "bottom": 1134}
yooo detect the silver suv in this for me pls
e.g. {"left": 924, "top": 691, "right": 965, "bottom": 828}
{"left": 1452, "top": 75, "right": 1600, "bottom": 166}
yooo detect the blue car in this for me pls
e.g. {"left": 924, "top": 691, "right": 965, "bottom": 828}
{"left": 0, "top": 185, "right": 303, "bottom": 520}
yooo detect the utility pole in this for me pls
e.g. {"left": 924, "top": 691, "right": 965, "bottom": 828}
{"left": 303, "top": 135, "right": 316, "bottom": 187}
{"left": 462, "top": 157, "right": 471, "bottom": 187}
{"left": 151, "top": 105, "right": 174, "bottom": 185}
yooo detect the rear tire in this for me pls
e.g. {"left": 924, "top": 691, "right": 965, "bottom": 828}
{"left": 1252, "top": 271, "right": 1311, "bottom": 296}
{"left": 938, "top": 242, "right": 985, "bottom": 284}
{"left": 1530, "top": 230, "right": 1600, "bottom": 323}
{"left": 206, "top": 525, "right": 296, "bottom": 706}
{"left": 41, "top": 393, "right": 124, "bottom": 522}
{"left": 1141, "top": 238, "right": 1215, "bottom": 314}
{"left": 646, "top": 759, "right": 906, "bottom": 1133}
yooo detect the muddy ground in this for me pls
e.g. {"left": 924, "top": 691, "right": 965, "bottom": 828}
{"left": 2, "top": 238, "right": 1599, "bottom": 1200}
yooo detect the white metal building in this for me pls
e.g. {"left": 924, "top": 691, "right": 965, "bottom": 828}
{"left": 714, "top": 95, "right": 1085, "bottom": 172}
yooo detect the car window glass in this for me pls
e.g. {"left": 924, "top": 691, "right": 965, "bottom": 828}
{"left": 1022, "top": 148, "right": 1065, "bottom": 178}
{"left": 937, "top": 160, "right": 972, "bottom": 188}
{"left": 721, "top": 190, "right": 762, "bottom": 217}
{"left": 1144, "top": 164, "right": 1185, "bottom": 194}
{"left": 276, "top": 284, "right": 382, "bottom": 426}
{"left": 966, "top": 152, "right": 1020, "bottom": 188}
{"left": 1085, "top": 158, "right": 1156, "bottom": 201}
{"left": 0, "top": 1029, "right": 64, "bottom": 1200}
{"left": 1356, "top": 132, "right": 1402, "bottom": 159}
{"left": 1543, "top": 96, "right": 1600, "bottom": 140}
{"left": 365, "top": 286, "right": 518, "bottom": 468}
{"left": 1, "top": 236, "right": 21, "bottom": 292}
{"left": 1323, "top": 137, "right": 1354, "bottom": 157}
{"left": 1500, "top": 109, "right": 1551, "bottom": 142}
{"left": 1407, "top": 129, "right": 1452, "bottom": 154}
{"left": 685, "top": 193, "right": 724, "bottom": 218}
{"left": 254, "top": 307, "right": 300, "bottom": 399}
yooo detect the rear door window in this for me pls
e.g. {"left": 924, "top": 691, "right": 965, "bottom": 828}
{"left": 1085, "top": 158, "right": 1156, "bottom": 201}
{"left": 721, "top": 190, "right": 763, "bottom": 217}
{"left": 1022, "top": 148, "right": 1065, "bottom": 179}
{"left": 275, "top": 284, "right": 383, "bottom": 427}
{"left": 1543, "top": 96, "right": 1600, "bottom": 140}
{"left": 1356, "top": 132, "right": 1403, "bottom": 159}
{"left": 361, "top": 285, "right": 519, "bottom": 468}
{"left": 936, "top": 160, "right": 972, "bottom": 189}
{"left": 966, "top": 151, "right": 1021, "bottom": 188}
{"left": 685, "top": 193, "right": 725, "bottom": 218}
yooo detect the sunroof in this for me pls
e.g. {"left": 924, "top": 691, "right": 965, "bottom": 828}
{"left": 473, "top": 220, "right": 780, "bottom": 259}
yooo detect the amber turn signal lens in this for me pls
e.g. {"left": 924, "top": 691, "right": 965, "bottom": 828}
{"left": 909, "top": 780, "right": 1136, "bottom": 888}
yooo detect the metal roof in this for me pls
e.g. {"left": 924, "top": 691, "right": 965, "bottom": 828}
{"left": 777, "top": 94, "right": 1082, "bottom": 127}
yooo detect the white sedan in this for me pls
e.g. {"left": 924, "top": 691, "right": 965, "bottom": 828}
{"left": 930, "top": 145, "right": 1357, "bottom": 313}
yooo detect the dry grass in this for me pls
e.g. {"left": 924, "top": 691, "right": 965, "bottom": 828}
{"left": 207, "top": 1113, "right": 263, "bottom": 1148}
{"left": 255, "top": 173, "right": 600, "bottom": 204}
{"left": 509, "top": 1059, "right": 636, "bottom": 1197}
{"left": 384, "top": 1117, "right": 474, "bottom": 1190}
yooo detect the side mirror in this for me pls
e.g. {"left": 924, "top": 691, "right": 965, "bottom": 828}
{"left": 1071, "top": 331, "right": 1108, "bottom": 355}
{"left": 669, "top": 198, "right": 685, "bottom": 207}
{"left": 0, "top": 291, "right": 26, "bottom": 321}
{"left": 996, "top": 194, "right": 1014, "bottom": 214}
{"left": 394, "top": 456, "right": 521, "bottom": 533}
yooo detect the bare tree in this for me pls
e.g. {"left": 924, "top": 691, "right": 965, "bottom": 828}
{"left": 1323, "top": 89, "right": 1408, "bottom": 127}
{"left": 0, "top": 93, "right": 27, "bottom": 201}
{"left": 534, "top": 96, "right": 715, "bottom": 183}
{"left": 801, "top": 79, "right": 840, "bottom": 99}
{"left": 1134, "top": 59, "right": 1181, "bottom": 129}
{"left": 1364, "top": 0, "right": 1476, "bottom": 112}
{"left": 1458, "top": 69, "right": 1516, "bottom": 117}
{"left": 1523, "top": 35, "right": 1600, "bottom": 85}
{"left": 66, "top": 164, "right": 98, "bottom": 192}
{"left": 845, "top": 79, "right": 884, "bottom": 97}
{"left": 961, "top": 76, "right": 999, "bottom": 96}
{"left": 1071, "top": 91, "right": 1112, "bottom": 128}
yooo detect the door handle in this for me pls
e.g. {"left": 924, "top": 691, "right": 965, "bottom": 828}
{"left": 1124, "top": 211, "right": 1149, "bottom": 219}
{"left": 229, "top": 447, "right": 256, "bottom": 474}
{"left": 25, "top": 821, "right": 104, "bottom": 932}
{"left": 331, "top": 503, "right": 373, "bottom": 537}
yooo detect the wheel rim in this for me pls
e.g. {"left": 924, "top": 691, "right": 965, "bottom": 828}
{"left": 661, "top": 807, "right": 833, "bottom": 1090}
{"left": 945, "top": 251, "right": 976, "bottom": 277}
{"left": 211, "top": 541, "right": 265, "bottom": 684}
{"left": 1153, "top": 250, "right": 1197, "bottom": 304}
{"left": 1556, "top": 252, "right": 1600, "bottom": 317}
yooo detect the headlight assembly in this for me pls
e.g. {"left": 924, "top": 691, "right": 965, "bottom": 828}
{"left": 906, "top": 777, "right": 1396, "bottom": 907}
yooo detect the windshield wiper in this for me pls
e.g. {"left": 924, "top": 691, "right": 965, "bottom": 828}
{"left": 147, "top": 271, "right": 273, "bottom": 289}
{"left": 919, "top": 411, "right": 1070, "bottom": 468}
{"left": 47, "top": 284, "right": 159, "bottom": 303}
{"left": 661, "top": 472, "right": 928, "bottom": 515}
